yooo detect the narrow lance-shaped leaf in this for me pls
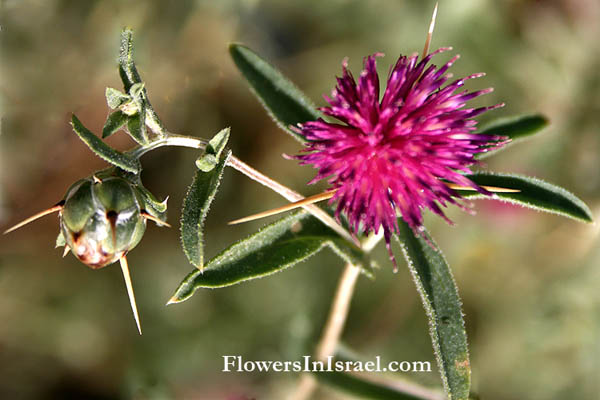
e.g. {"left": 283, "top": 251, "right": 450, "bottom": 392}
{"left": 229, "top": 44, "right": 321, "bottom": 143}
{"left": 460, "top": 172, "right": 593, "bottom": 223}
{"left": 102, "top": 110, "right": 129, "bottom": 139}
{"left": 170, "top": 209, "right": 374, "bottom": 303}
{"left": 477, "top": 114, "right": 549, "bottom": 159}
{"left": 181, "top": 147, "right": 231, "bottom": 269}
{"left": 70, "top": 114, "right": 140, "bottom": 174}
{"left": 395, "top": 222, "right": 470, "bottom": 400}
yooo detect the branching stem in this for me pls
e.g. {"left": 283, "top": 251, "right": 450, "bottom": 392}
{"left": 128, "top": 133, "right": 358, "bottom": 246}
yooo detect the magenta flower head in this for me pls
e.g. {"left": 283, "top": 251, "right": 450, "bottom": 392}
{"left": 294, "top": 48, "right": 507, "bottom": 264}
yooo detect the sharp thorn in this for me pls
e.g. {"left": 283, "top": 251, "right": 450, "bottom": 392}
{"left": 166, "top": 296, "right": 179, "bottom": 306}
{"left": 141, "top": 211, "right": 171, "bottom": 228}
{"left": 228, "top": 190, "right": 337, "bottom": 225}
{"left": 161, "top": 196, "right": 169, "bottom": 207}
{"left": 62, "top": 245, "right": 70, "bottom": 258}
{"left": 446, "top": 182, "right": 520, "bottom": 193}
{"left": 3, "top": 204, "right": 64, "bottom": 234}
{"left": 422, "top": 2, "right": 438, "bottom": 59}
{"left": 119, "top": 256, "right": 142, "bottom": 335}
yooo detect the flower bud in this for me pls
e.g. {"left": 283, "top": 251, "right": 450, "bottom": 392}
{"left": 60, "top": 175, "right": 148, "bottom": 269}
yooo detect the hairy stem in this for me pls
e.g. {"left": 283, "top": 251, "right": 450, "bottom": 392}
{"left": 129, "top": 133, "right": 357, "bottom": 245}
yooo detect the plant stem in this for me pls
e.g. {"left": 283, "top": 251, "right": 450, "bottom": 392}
{"left": 134, "top": 132, "right": 386, "bottom": 399}
{"left": 129, "top": 133, "right": 357, "bottom": 246}
{"left": 290, "top": 232, "right": 382, "bottom": 400}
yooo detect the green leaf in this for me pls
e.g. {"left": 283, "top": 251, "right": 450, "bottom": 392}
{"left": 229, "top": 44, "right": 321, "bottom": 143}
{"left": 105, "top": 87, "right": 130, "bottom": 109}
{"left": 460, "top": 172, "right": 593, "bottom": 223}
{"left": 70, "top": 114, "right": 140, "bottom": 174}
{"left": 196, "top": 128, "right": 230, "bottom": 172}
{"left": 206, "top": 127, "right": 230, "bottom": 159}
{"left": 315, "top": 370, "right": 438, "bottom": 400}
{"left": 181, "top": 150, "right": 231, "bottom": 269}
{"left": 170, "top": 209, "right": 373, "bottom": 303}
{"left": 102, "top": 110, "right": 129, "bottom": 138}
{"left": 126, "top": 105, "right": 149, "bottom": 144}
{"left": 195, "top": 154, "right": 218, "bottom": 172}
{"left": 477, "top": 114, "right": 549, "bottom": 159}
{"left": 395, "top": 222, "right": 470, "bottom": 400}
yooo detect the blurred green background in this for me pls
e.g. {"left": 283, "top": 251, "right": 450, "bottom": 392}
{"left": 1, "top": 0, "right": 599, "bottom": 399}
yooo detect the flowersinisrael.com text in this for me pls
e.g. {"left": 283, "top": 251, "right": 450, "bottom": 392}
{"left": 223, "top": 356, "right": 431, "bottom": 373}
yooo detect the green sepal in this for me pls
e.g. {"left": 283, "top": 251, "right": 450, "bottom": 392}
{"left": 181, "top": 150, "right": 231, "bottom": 269}
{"left": 102, "top": 110, "right": 128, "bottom": 138}
{"left": 395, "top": 222, "right": 470, "bottom": 400}
{"left": 55, "top": 231, "right": 66, "bottom": 248}
{"left": 105, "top": 87, "right": 130, "bottom": 109}
{"left": 461, "top": 172, "right": 593, "bottom": 223}
{"left": 170, "top": 209, "right": 374, "bottom": 303}
{"left": 70, "top": 114, "right": 140, "bottom": 174}
{"left": 135, "top": 182, "right": 168, "bottom": 218}
{"left": 229, "top": 44, "right": 321, "bottom": 143}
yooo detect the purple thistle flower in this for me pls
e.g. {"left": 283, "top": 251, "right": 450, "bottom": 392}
{"left": 294, "top": 48, "right": 507, "bottom": 267}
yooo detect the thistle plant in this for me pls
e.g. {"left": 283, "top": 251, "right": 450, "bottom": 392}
{"left": 3, "top": 6, "right": 593, "bottom": 400}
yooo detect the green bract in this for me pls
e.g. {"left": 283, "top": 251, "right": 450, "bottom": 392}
{"left": 60, "top": 171, "right": 165, "bottom": 269}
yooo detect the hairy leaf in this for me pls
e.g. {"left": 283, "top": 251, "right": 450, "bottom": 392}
{"left": 229, "top": 44, "right": 321, "bottom": 143}
{"left": 462, "top": 172, "right": 593, "bottom": 223}
{"left": 105, "top": 87, "right": 130, "bottom": 109}
{"left": 478, "top": 114, "right": 549, "bottom": 159}
{"left": 102, "top": 110, "right": 129, "bottom": 138}
{"left": 395, "top": 222, "right": 470, "bottom": 400}
{"left": 70, "top": 114, "right": 140, "bottom": 174}
{"left": 181, "top": 150, "right": 231, "bottom": 269}
{"left": 170, "top": 210, "right": 373, "bottom": 303}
